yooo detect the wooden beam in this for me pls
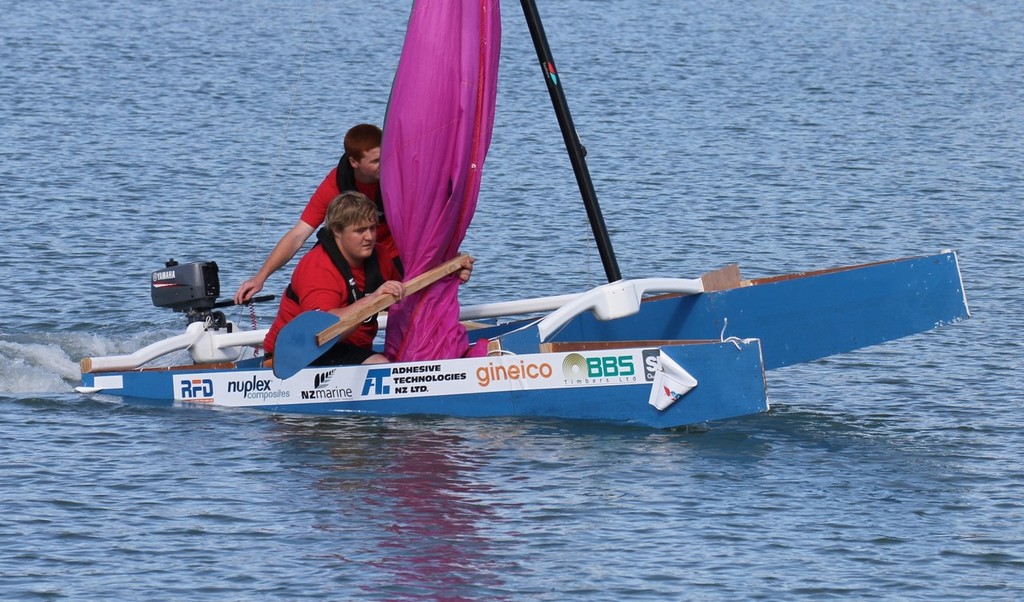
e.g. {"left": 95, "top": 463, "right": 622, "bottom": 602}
{"left": 539, "top": 339, "right": 720, "bottom": 353}
{"left": 700, "top": 263, "right": 743, "bottom": 292}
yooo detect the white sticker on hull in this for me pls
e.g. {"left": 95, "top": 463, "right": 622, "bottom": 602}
{"left": 93, "top": 375, "right": 124, "bottom": 390}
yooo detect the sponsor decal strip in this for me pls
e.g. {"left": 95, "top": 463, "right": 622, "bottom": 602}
{"left": 177, "top": 350, "right": 658, "bottom": 406}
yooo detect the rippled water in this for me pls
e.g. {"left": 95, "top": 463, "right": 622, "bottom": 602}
{"left": 2, "top": 0, "right": 1022, "bottom": 599}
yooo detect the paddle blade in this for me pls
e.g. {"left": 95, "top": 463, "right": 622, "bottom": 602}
{"left": 272, "top": 310, "right": 341, "bottom": 379}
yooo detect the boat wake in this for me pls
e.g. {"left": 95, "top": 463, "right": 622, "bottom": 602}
{"left": 0, "top": 332, "right": 180, "bottom": 394}
{"left": 0, "top": 339, "right": 82, "bottom": 393}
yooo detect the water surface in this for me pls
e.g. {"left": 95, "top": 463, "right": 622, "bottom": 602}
{"left": 1, "top": 0, "right": 1022, "bottom": 599}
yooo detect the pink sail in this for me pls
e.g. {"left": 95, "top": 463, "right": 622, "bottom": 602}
{"left": 382, "top": 0, "right": 501, "bottom": 361}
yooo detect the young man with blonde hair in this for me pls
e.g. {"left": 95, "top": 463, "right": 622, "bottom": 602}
{"left": 263, "top": 192, "right": 403, "bottom": 365}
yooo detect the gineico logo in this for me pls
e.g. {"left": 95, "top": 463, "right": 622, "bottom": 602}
{"left": 180, "top": 377, "right": 214, "bottom": 402}
{"left": 475, "top": 360, "right": 553, "bottom": 387}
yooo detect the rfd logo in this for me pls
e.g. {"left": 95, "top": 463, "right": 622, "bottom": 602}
{"left": 180, "top": 378, "right": 214, "bottom": 399}
{"left": 361, "top": 368, "right": 392, "bottom": 396}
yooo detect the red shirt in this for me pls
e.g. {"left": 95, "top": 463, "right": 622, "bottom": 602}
{"left": 263, "top": 243, "right": 401, "bottom": 355}
{"left": 299, "top": 168, "right": 396, "bottom": 259}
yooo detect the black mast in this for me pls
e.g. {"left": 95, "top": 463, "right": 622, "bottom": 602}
{"left": 519, "top": 0, "right": 622, "bottom": 283}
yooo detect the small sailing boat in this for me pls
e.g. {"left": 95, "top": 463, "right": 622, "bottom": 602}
{"left": 77, "top": 0, "right": 968, "bottom": 428}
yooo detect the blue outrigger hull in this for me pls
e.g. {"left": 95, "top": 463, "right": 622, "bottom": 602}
{"left": 491, "top": 252, "right": 969, "bottom": 370}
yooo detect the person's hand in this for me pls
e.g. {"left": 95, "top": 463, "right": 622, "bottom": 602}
{"left": 376, "top": 280, "right": 406, "bottom": 301}
{"left": 457, "top": 255, "right": 475, "bottom": 284}
{"left": 233, "top": 277, "right": 264, "bottom": 305}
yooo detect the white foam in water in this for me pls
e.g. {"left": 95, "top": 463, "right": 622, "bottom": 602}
{"left": 2, "top": 330, "right": 204, "bottom": 395}
{"left": 0, "top": 331, "right": 172, "bottom": 394}
{"left": 0, "top": 340, "right": 82, "bottom": 393}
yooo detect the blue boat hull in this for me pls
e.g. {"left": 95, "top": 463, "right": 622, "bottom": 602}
{"left": 79, "top": 252, "right": 968, "bottom": 428}
{"left": 81, "top": 341, "right": 769, "bottom": 429}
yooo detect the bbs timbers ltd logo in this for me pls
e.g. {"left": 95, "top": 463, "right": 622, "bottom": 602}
{"left": 561, "top": 352, "right": 651, "bottom": 384}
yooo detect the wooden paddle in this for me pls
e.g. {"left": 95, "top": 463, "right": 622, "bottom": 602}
{"left": 272, "top": 254, "right": 472, "bottom": 380}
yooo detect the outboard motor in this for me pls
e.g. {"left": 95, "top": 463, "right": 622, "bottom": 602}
{"left": 151, "top": 259, "right": 227, "bottom": 326}
{"left": 151, "top": 258, "right": 274, "bottom": 324}
{"left": 149, "top": 259, "right": 274, "bottom": 364}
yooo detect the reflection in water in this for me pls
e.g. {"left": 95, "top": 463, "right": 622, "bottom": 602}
{"left": 268, "top": 416, "right": 507, "bottom": 600}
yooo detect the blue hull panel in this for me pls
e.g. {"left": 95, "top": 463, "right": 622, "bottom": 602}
{"left": 82, "top": 341, "right": 768, "bottom": 429}
{"left": 547, "top": 252, "right": 968, "bottom": 369}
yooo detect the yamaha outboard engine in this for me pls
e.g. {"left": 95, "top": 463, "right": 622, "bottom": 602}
{"left": 149, "top": 259, "right": 274, "bottom": 364}
{"left": 151, "top": 259, "right": 227, "bottom": 327}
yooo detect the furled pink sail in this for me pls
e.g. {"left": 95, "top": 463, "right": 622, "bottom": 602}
{"left": 382, "top": 0, "right": 500, "bottom": 361}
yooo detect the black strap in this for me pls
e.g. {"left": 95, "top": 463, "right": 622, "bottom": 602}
{"left": 335, "top": 153, "right": 386, "bottom": 224}
{"left": 335, "top": 154, "right": 353, "bottom": 192}
{"left": 315, "top": 229, "right": 385, "bottom": 319}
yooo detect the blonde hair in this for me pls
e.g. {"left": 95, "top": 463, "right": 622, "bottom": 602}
{"left": 325, "top": 192, "right": 378, "bottom": 233}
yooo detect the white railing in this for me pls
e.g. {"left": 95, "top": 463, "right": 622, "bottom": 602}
{"left": 82, "top": 277, "right": 706, "bottom": 372}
